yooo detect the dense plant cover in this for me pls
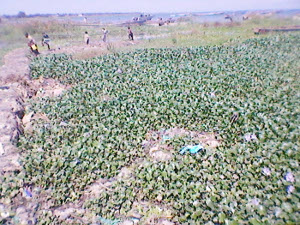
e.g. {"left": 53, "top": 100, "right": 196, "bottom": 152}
{"left": 19, "top": 34, "right": 299, "bottom": 224}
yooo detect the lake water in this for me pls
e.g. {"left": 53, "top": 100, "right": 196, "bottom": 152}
{"left": 67, "top": 13, "right": 196, "bottom": 24}
{"left": 61, "top": 10, "right": 300, "bottom": 25}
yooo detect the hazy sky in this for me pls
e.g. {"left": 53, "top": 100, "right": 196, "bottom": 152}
{"left": 1, "top": 0, "right": 299, "bottom": 15}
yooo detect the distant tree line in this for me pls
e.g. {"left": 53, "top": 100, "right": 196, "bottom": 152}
{"left": 2, "top": 11, "right": 54, "bottom": 18}
{"left": 1, "top": 11, "right": 141, "bottom": 19}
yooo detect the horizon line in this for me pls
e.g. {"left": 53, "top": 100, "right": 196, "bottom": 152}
{"left": 1, "top": 8, "right": 299, "bottom": 17}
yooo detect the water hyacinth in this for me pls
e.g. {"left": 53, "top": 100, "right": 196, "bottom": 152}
{"left": 285, "top": 172, "right": 295, "bottom": 182}
{"left": 18, "top": 34, "right": 300, "bottom": 224}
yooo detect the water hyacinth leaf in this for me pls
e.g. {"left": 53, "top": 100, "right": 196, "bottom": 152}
{"left": 16, "top": 34, "right": 300, "bottom": 224}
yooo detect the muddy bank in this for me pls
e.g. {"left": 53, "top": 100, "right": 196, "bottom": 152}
{"left": 0, "top": 48, "right": 71, "bottom": 224}
{"left": 0, "top": 48, "right": 32, "bottom": 223}
{"left": 0, "top": 48, "right": 29, "bottom": 168}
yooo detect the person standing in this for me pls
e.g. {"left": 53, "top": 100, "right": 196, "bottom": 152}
{"left": 84, "top": 31, "right": 90, "bottom": 45}
{"left": 128, "top": 27, "right": 134, "bottom": 41}
{"left": 102, "top": 28, "right": 108, "bottom": 43}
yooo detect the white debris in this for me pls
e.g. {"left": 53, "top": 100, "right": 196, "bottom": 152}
{"left": 244, "top": 133, "right": 258, "bottom": 142}
{"left": 251, "top": 198, "right": 260, "bottom": 206}
{"left": 287, "top": 185, "right": 295, "bottom": 194}
{"left": 0, "top": 142, "right": 4, "bottom": 155}
{"left": 22, "top": 112, "right": 34, "bottom": 125}
{"left": 285, "top": 172, "right": 295, "bottom": 182}
{"left": 262, "top": 167, "right": 271, "bottom": 176}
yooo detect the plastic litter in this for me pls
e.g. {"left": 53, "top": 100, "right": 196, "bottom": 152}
{"left": 60, "top": 121, "right": 68, "bottom": 126}
{"left": 286, "top": 185, "right": 295, "bottom": 194}
{"left": 285, "top": 172, "right": 295, "bottom": 182}
{"left": 179, "top": 144, "right": 203, "bottom": 154}
{"left": 0, "top": 86, "right": 9, "bottom": 90}
{"left": 130, "top": 217, "right": 141, "bottom": 224}
{"left": 98, "top": 216, "right": 121, "bottom": 225}
{"left": 24, "top": 189, "right": 32, "bottom": 197}
{"left": 162, "top": 135, "right": 171, "bottom": 141}
{"left": 210, "top": 92, "right": 216, "bottom": 97}
{"left": 251, "top": 198, "right": 260, "bottom": 206}
{"left": 244, "top": 134, "right": 258, "bottom": 142}
{"left": 262, "top": 167, "right": 271, "bottom": 176}
{"left": 0, "top": 142, "right": 4, "bottom": 156}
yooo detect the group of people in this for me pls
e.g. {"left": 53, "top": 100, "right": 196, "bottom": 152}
{"left": 83, "top": 27, "right": 134, "bottom": 45}
{"left": 25, "top": 32, "right": 51, "bottom": 56}
{"left": 26, "top": 26, "right": 134, "bottom": 55}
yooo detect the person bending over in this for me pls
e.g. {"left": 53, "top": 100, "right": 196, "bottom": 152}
{"left": 41, "top": 32, "right": 51, "bottom": 50}
{"left": 25, "top": 33, "right": 39, "bottom": 56}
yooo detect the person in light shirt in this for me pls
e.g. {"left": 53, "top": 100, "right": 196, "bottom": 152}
{"left": 102, "top": 28, "right": 108, "bottom": 43}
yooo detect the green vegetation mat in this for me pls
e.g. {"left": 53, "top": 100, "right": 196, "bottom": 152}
{"left": 16, "top": 33, "right": 300, "bottom": 224}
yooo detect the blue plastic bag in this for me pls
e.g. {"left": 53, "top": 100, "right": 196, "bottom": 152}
{"left": 98, "top": 216, "right": 120, "bottom": 225}
{"left": 24, "top": 189, "right": 32, "bottom": 197}
{"left": 180, "top": 144, "right": 203, "bottom": 154}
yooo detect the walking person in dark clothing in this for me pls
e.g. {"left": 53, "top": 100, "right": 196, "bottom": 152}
{"left": 128, "top": 27, "right": 134, "bottom": 41}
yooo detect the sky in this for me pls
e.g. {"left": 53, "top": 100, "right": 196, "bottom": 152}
{"left": 1, "top": 0, "right": 299, "bottom": 15}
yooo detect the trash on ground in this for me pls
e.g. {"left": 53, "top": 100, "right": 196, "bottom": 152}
{"left": 244, "top": 133, "right": 258, "bottom": 142}
{"left": 179, "top": 144, "right": 203, "bottom": 154}
{"left": 262, "top": 167, "right": 271, "bottom": 176}
{"left": 98, "top": 216, "right": 121, "bottom": 225}
{"left": 0, "top": 204, "right": 10, "bottom": 218}
{"left": 162, "top": 135, "right": 171, "bottom": 141}
{"left": 130, "top": 216, "right": 141, "bottom": 224}
{"left": 24, "top": 189, "right": 32, "bottom": 197}
{"left": 286, "top": 185, "right": 295, "bottom": 194}
{"left": 0, "top": 142, "right": 4, "bottom": 155}
{"left": 251, "top": 198, "right": 260, "bottom": 206}
{"left": 285, "top": 172, "right": 295, "bottom": 182}
{"left": 60, "top": 121, "right": 68, "bottom": 126}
